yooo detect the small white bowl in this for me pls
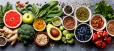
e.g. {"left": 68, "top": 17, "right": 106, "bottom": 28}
{"left": 62, "top": 16, "right": 77, "bottom": 30}
{"left": 74, "top": 6, "right": 92, "bottom": 22}
{"left": 63, "top": 5, "right": 74, "bottom": 16}
{"left": 106, "top": 20, "right": 114, "bottom": 37}
{"left": 90, "top": 14, "right": 106, "bottom": 31}
{"left": 33, "top": 18, "right": 46, "bottom": 31}
{"left": 74, "top": 23, "right": 93, "bottom": 43}
{"left": 52, "top": 16, "right": 62, "bottom": 26}
{"left": 0, "top": 36, "right": 7, "bottom": 46}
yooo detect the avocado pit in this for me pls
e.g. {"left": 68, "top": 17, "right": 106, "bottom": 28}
{"left": 50, "top": 28, "right": 60, "bottom": 37}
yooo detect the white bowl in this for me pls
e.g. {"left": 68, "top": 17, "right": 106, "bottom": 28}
{"left": 62, "top": 16, "right": 77, "bottom": 30}
{"left": 74, "top": 6, "right": 92, "bottom": 22}
{"left": 0, "top": 36, "right": 7, "bottom": 46}
{"left": 63, "top": 5, "right": 74, "bottom": 16}
{"left": 33, "top": 18, "right": 46, "bottom": 31}
{"left": 52, "top": 16, "right": 62, "bottom": 26}
{"left": 90, "top": 14, "right": 106, "bottom": 31}
{"left": 74, "top": 23, "right": 93, "bottom": 43}
{"left": 106, "top": 20, "right": 114, "bottom": 37}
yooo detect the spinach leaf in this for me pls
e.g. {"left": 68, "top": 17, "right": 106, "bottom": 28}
{"left": 95, "top": 1, "right": 114, "bottom": 20}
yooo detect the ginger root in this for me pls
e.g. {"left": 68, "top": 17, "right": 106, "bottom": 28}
{"left": 0, "top": 26, "right": 18, "bottom": 45}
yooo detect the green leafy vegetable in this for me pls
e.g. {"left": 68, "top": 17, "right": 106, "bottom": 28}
{"left": 95, "top": 1, "right": 114, "bottom": 20}
{"left": 18, "top": 24, "right": 35, "bottom": 44}
{"left": 31, "top": 1, "right": 63, "bottom": 23}
{"left": 16, "top": 2, "right": 33, "bottom": 15}
{"left": 31, "top": 4, "right": 40, "bottom": 18}
{"left": 0, "top": 2, "right": 12, "bottom": 28}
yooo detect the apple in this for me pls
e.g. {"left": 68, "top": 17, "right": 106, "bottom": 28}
{"left": 22, "top": 12, "right": 34, "bottom": 24}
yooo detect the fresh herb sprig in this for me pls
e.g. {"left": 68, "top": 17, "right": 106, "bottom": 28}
{"left": 0, "top": 2, "right": 12, "bottom": 28}
{"left": 31, "top": 1, "right": 63, "bottom": 23}
{"left": 95, "top": 1, "right": 114, "bottom": 20}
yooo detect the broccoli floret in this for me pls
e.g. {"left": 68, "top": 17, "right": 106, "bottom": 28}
{"left": 18, "top": 24, "right": 35, "bottom": 44}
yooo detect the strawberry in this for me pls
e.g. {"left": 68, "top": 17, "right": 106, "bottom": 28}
{"left": 105, "top": 37, "right": 111, "bottom": 44}
{"left": 95, "top": 40, "right": 107, "bottom": 48}
{"left": 92, "top": 33, "right": 99, "bottom": 42}
{"left": 97, "top": 31, "right": 103, "bottom": 38}
{"left": 93, "top": 31, "right": 111, "bottom": 48}
{"left": 101, "top": 42, "right": 106, "bottom": 48}
{"left": 103, "top": 31, "right": 108, "bottom": 37}
{"left": 95, "top": 40, "right": 102, "bottom": 47}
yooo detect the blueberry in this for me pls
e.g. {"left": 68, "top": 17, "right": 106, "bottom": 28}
{"left": 77, "top": 35, "right": 81, "bottom": 40}
{"left": 85, "top": 35, "right": 90, "bottom": 40}
{"left": 76, "top": 24, "right": 92, "bottom": 42}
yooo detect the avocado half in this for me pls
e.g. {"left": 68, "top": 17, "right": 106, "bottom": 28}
{"left": 47, "top": 24, "right": 62, "bottom": 41}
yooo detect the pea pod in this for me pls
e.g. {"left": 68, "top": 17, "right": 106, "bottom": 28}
{"left": 51, "top": 6, "right": 59, "bottom": 11}
{"left": 38, "top": 4, "right": 50, "bottom": 17}
{"left": 47, "top": 6, "right": 61, "bottom": 15}
{"left": 43, "top": 6, "right": 59, "bottom": 18}
{"left": 45, "top": 17, "right": 54, "bottom": 23}
{"left": 48, "top": 1, "right": 58, "bottom": 10}
{"left": 39, "top": 4, "right": 50, "bottom": 11}
{"left": 47, "top": 11, "right": 63, "bottom": 17}
{"left": 44, "top": 1, "right": 59, "bottom": 17}
{"left": 32, "top": 4, "right": 40, "bottom": 17}
{"left": 49, "top": 1, "right": 58, "bottom": 6}
{"left": 48, "top": 10, "right": 61, "bottom": 14}
{"left": 38, "top": 10, "right": 47, "bottom": 17}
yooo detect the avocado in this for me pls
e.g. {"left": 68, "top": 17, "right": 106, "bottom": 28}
{"left": 47, "top": 24, "right": 62, "bottom": 41}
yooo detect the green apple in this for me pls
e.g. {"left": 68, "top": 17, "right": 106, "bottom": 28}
{"left": 22, "top": 12, "right": 34, "bottom": 24}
